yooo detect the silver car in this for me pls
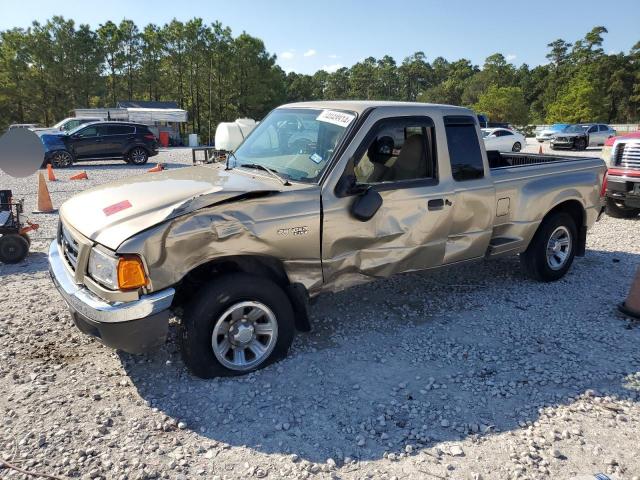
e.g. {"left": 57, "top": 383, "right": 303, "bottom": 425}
{"left": 551, "top": 123, "right": 616, "bottom": 150}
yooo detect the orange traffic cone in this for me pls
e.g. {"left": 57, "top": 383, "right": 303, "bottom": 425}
{"left": 147, "top": 163, "right": 164, "bottom": 173}
{"left": 619, "top": 266, "right": 640, "bottom": 320}
{"left": 538, "top": 145, "right": 543, "bottom": 154}
{"left": 47, "top": 164, "right": 57, "bottom": 181}
{"left": 70, "top": 171, "right": 88, "bottom": 180}
{"left": 33, "top": 172, "right": 56, "bottom": 213}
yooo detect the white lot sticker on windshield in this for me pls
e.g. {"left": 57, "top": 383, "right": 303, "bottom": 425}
{"left": 309, "top": 153, "right": 323, "bottom": 164}
{"left": 316, "top": 110, "right": 355, "bottom": 128}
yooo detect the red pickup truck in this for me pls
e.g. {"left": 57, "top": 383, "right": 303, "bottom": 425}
{"left": 604, "top": 135, "right": 640, "bottom": 218}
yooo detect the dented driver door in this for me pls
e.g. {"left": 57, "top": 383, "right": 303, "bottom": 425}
{"left": 320, "top": 108, "right": 455, "bottom": 292}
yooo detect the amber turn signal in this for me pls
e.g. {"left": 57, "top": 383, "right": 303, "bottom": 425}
{"left": 117, "top": 256, "right": 147, "bottom": 290}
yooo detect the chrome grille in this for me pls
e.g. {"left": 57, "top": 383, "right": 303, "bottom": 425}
{"left": 555, "top": 136, "right": 568, "bottom": 142}
{"left": 616, "top": 142, "right": 640, "bottom": 169}
{"left": 60, "top": 222, "right": 80, "bottom": 271}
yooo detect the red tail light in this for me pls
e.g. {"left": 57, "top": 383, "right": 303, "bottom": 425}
{"left": 144, "top": 134, "right": 156, "bottom": 140}
{"left": 600, "top": 171, "right": 608, "bottom": 198}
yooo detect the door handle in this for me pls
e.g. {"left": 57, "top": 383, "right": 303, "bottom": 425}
{"left": 95, "top": 138, "right": 103, "bottom": 143}
{"left": 428, "top": 199, "right": 444, "bottom": 210}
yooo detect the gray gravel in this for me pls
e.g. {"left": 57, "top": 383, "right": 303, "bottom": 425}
{"left": 1, "top": 149, "right": 639, "bottom": 480}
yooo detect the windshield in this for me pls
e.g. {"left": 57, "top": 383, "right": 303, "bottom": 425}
{"left": 61, "top": 119, "right": 85, "bottom": 132}
{"left": 562, "top": 125, "right": 589, "bottom": 133}
{"left": 229, "top": 108, "right": 355, "bottom": 183}
{"left": 550, "top": 124, "right": 568, "bottom": 131}
{"left": 481, "top": 130, "right": 492, "bottom": 138}
{"left": 68, "top": 122, "right": 96, "bottom": 135}
{"left": 52, "top": 118, "right": 67, "bottom": 129}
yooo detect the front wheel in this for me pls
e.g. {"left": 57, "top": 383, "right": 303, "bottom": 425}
{"left": 574, "top": 138, "right": 587, "bottom": 151}
{"left": 520, "top": 212, "right": 577, "bottom": 282}
{"left": 0, "top": 234, "right": 29, "bottom": 264}
{"left": 128, "top": 147, "right": 149, "bottom": 165}
{"left": 512, "top": 142, "right": 522, "bottom": 152}
{"left": 180, "top": 273, "right": 295, "bottom": 378}
{"left": 50, "top": 150, "right": 73, "bottom": 168}
{"left": 605, "top": 197, "right": 640, "bottom": 219}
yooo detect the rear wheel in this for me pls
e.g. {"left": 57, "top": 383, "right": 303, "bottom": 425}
{"left": 512, "top": 142, "right": 522, "bottom": 152}
{"left": 574, "top": 137, "right": 587, "bottom": 151}
{"left": 50, "top": 150, "right": 73, "bottom": 168}
{"left": 605, "top": 198, "right": 640, "bottom": 219}
{"left": 180, "top": 273, "right": 295, "bottom": 378}
{"left": 520, "top": 212, "right": 577, "bottom": 282}
{"left": 128, "top": 147, "right": 149, "bottom": 165}
{"left": 0, "top": 234, "right": 29, "bottom": 264}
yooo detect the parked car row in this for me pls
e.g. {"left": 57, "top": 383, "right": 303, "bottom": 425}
{"left": 39, "top": 121, "right": 159, "bottom": 167}
{"left": 536, "top": 123, "right": 616, "bottom": 150}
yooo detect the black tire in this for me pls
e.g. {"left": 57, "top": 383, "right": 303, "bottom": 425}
{"left": 605, "top": 197, "right": 640, "bottom": 219}
{"left": 0, "top": 234, "right": 29, "bottom": 264}
{"left": 520, "top": 212, "right": 577, "bottom": 282}
{"left": 128, "top": 147, "right": 149, "bottom": 165}
{"left": 512, "top": 142, "right": 522, "bottom": 152}
{"left": 50, "top": 150, "right": 74, "bottom": 168}
{"left": 180, "top": 273, "right": 295, "bottom": 378}
{"left": 20, "top": 233, "right": 31, "bottom": 248}
{"left": 574, "top": 137, "right": 587, "bottom": 151}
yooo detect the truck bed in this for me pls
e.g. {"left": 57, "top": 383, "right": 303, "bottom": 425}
{"left": 487, "top": 151, "right": 597, "bottom": 169}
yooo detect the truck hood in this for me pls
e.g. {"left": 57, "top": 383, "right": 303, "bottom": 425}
{"left": 60, "top": 164, "right": 283, "bottom": 250}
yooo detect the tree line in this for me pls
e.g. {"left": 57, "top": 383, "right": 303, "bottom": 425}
{"left": 1, "top": 18, "right": 638, "bottom": 141}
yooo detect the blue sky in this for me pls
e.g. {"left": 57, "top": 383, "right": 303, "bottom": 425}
{"left": 1, "top": 0, "right": 639, "bottom": 74}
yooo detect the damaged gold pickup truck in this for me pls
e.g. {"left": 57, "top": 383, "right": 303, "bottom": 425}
{"left": 48, "top": 101, "right": 607, "bottom": 378}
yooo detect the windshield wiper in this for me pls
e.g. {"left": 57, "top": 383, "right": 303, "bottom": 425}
{"left": 238, "top": 163, "right": 291, "bottom": 186}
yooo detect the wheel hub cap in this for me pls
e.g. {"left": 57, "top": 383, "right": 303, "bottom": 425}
{"left": 231, "top": 322, "right": 254, "bottom": 345}
{"left": 546, "top": 226, "right": 571, "bottom": 270}
{"left": 211, "top": 301, "right": 278, "bottom": 371}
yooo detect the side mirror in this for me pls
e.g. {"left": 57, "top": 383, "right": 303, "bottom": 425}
{"left": 351, "top": 187, "right": 383, "bottom": 222}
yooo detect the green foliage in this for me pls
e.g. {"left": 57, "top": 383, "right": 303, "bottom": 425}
{"left": 0, "top": 20, "right": 638, "bottom": 135}
{"left": 474, "top": 86, "right": 529, "bottom": 124}
{"left": 546, "top": 72, "right": 602, "bottom": 123}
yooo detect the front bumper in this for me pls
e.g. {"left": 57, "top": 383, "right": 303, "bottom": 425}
{"left": 48, "top": 240, "right": 174, "bottom": 353}
{"left": 607, "top": 172, "right": 640, "bottom": 208}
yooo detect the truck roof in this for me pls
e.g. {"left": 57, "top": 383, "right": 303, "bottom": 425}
{"left": 278, "top": 100, "right": 474, "bottom": 116}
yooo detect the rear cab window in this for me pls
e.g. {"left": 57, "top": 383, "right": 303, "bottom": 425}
{"left": 444, "top": 116, "right": 485, "bottom": 181}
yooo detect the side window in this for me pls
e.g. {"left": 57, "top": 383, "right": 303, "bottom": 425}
{"left": 598, "top": 125, "right": 608, "bottom": 132}
{"left": 444, "top": 116, "right": 485, "bottom": 182}
{"left": 96, "top": 125, "right": 110, "bottom": 136}
{"left": 353, "top": 118, "right": 436, "bottom": 184}
{"left": 588, "top": 125, "right": 597, "bottom": 133}
{"left": 501, "top": 130, "right": 513, "bottom": 136}
{"left": 108, "top": 125, "right": 135, "bottom": 135}
{"left": 76, "top": 126, "right": 98, "bottom": 138}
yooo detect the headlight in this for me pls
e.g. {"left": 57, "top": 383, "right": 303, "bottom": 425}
{"left": 88, "top": 247, "right": 119, "bottom": 289}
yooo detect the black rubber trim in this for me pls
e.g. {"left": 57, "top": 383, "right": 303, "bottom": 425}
{"left": 443, "top": 115, "right": 477, "bottom": 126}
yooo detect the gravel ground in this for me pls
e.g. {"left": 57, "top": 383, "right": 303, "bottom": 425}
{"left": 1, "top": 147, "right": 639, "bottom": 480}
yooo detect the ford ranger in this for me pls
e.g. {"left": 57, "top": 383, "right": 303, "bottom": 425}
{"left": 48, "top": 101, "right": 607, "bottom": 378}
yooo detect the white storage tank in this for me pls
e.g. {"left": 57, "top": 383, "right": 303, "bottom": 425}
{"left": 215, "top": 118, "right": 257, "bottom": 151}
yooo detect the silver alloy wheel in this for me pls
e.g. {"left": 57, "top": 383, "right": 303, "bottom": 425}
{"left": 130, "top": 148, "right": 147, "bottom": 164}
{"left": 512, "top": 142, "right": 521, "bottom": 152}
{"left": 546, "top": 226, "right": 572, "bottom": 270}
{"left": 211, "top": 301, "right": 278, "bottom": 371}
{"left": 51, "top": 151, "right": 72, "bottom": 167}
